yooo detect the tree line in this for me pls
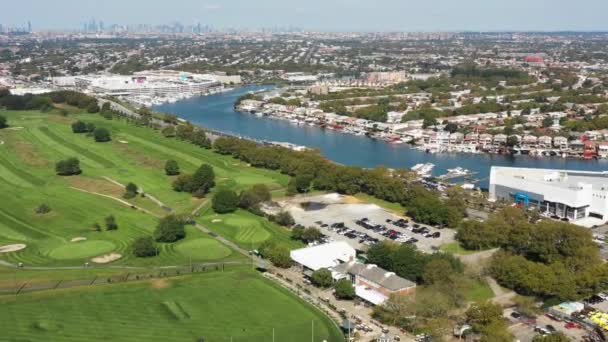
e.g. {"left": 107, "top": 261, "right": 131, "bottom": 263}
{"left": 213, "top": 136, "right": 464, "bottom": 227}
{"left": 0, "top": 89, "right": 99, "bottom": 113}
{"left": 457, "top": 207, "right": 608, "bottom": 300}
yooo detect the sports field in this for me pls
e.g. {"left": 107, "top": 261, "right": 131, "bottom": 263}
{"left": 0, "top": 110, "right": 288, "bottom": 266}
{"left": 0, "top": 267, "right": 343, "bottom": 342}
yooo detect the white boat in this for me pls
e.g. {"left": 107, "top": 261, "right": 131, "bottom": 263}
{"left": 411, "top": 163, "right": 435, "bottom": 177}
{"left": 446, "top": 167, "right": 469, "bottom": 176}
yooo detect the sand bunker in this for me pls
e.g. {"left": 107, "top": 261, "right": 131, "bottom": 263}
{"left": 118, "top": 140, "right": 129, "bottom": 144}
{"left": 7, "top": 126, "right": 24, "bottom": 130}
{"left": 0, "top": 140, "right": 4, "bottom": 145}
{"left": 70, "top": 237, "right": 87, "bottom": 242}
{"left": 0, "top": 244, "right": 26, "bottom": 253}
{"left": 91, "top": 253, "right": 122, "bottom": 263}
{"left": 211, "top": 219, "right": 222, "bottom": 223}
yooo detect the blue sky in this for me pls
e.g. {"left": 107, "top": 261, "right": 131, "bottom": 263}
{"left": 2, "top": 0, "right": 608, "bottom": 31}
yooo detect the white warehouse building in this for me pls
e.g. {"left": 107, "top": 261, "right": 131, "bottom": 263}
{"left": 489, "top": 166, "right": 608, "bottom": 224}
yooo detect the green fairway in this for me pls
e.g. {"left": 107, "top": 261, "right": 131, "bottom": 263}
{"left": 200, "top": 208, "right": 303, "bottom": 250}
{"left": 0, "top": 109, "right": 288, "bottom": 266}
{"left": 48, "top": 240, "right": 117, "bottom": 260}
{"left": 173, "top": 238, "right": 232, "bottom": 260}
{"left": 0, "top": 268, "right": 343, "bottom": 342}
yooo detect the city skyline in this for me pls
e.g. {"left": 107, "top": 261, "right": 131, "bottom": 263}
{"left": 2, "top": 0, "right": 608, "bottom": 32}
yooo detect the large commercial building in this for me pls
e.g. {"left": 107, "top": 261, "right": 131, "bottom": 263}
{"left": 489, "top": 166, "right": 608, "bottom": 223}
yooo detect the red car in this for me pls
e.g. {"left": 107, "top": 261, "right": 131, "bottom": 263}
{"left": 565, "top": 322, "right": 582, "bottom": 329}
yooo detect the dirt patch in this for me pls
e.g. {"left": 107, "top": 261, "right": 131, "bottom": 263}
{"left": 91, "top": 253, "right": 122, "bottom": 264}
{"left": 113, "top": 143, "right": 163, "bottom": 168}
{"left": 0, "top": 244, "right": 27, "bottom": 253}
{"left": 0, "top": 140, "right": 4, "bottom": 145}
{"left": 70, "top": 237, "right": 87, "bottom": 242}
{"left": 5, "top": 132, "right": 49, "bottom": 167}
{"left": 6, "top": 126, "right": 24, "bottom": 131}
{"left": 47, "top": 115, "right": 72, "bottom": 124}
{"left": 150, "top": 278, "right": 171, "bottom": 289}
{"left": 343, "top": 196, "right": 363, "bottom": 204}
{"left": 67, "top": 176, "right": 124, "bottom": 197}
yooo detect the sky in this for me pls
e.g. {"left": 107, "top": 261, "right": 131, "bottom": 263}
{"left": 2, "top": 0, "right": 608, "bottom": 32}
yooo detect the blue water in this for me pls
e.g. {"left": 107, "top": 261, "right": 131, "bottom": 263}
{"left": 155, "top": 85, "right": 608, "bottom": 187}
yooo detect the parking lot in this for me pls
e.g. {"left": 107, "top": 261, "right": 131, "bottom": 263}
{"left": 281, "top": 193, "right": 455, "bottom": 253}
{"left": 505, "top": 308, "right": 592, "bottom": 342}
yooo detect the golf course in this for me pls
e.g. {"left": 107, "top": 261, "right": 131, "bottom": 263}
{"left": 0, "top": 107, "right": 344, "bottom": 341}
{"left": 0, "top": 267, "right": 343, "bottom": 342}
{"left": 0, "top": 109, "right": 290, "bottom": 266}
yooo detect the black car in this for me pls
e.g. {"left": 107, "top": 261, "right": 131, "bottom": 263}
{"left": 510, "top": 311, "right": 521, "bottom": 319}
{"left": 545, "top": 325, "right": 556, "bottom": 333}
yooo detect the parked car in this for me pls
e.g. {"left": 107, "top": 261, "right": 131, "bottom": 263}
{"left": 510, "top": 311, "right": 521, "bottom": 319}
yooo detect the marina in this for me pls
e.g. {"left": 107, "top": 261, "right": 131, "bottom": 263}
{"left": 155, "top": 85, "right": 608, "bottom": 188}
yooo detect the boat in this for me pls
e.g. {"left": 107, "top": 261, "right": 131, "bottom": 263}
{"left": 411, "top": 163, "right": 435, "bottom": 177}
{"left": 446, "top": 167, "right": 469, "bottom": 176}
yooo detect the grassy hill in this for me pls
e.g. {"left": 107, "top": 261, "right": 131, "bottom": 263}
{"left": 0, "top": 109, "right": 290, "bottom": 267}
{"left": 0, "top": 267, "right": 343, "bottom": 342}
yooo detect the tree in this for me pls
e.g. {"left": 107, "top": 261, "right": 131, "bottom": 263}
{"left": 274, "top": 211, "right": 295, "bottom": 227}
{"left": 123, "top": 182, "right": 138, "bottom": 199}
{"left": 542, "top": 116, "right": 554, "bottom": 128}
{"left": 294, "top": 174, "right": 312, "bottom": 193}
{"left": 93, "top": 127, "right": 111, "bottom": 142}
{"left": 301, "top": 227, "right": 323, "bottom": 243}
{"left": 465, "top": 301, "right": 504, "bottom": 331}
{"left": 0, "top": 114, "right": 7, "bottom": 129}
{"left": 239, "top": 184, "right": 271, "bottom": 209}
{"left": 259, "top": 241, "right": 292, "bottom": 268}
{"left": 86, "top": 102, "right": 100, "bottom": 113}
{"left": 190, "top": 164, "right": 215, "bottom": 197}
{"left": 71, "top": 120, "right": 88, "bottom": 133}
{"left": 311, "top": 268, "right": 333, "bottom": 288}
{"left": 172, "top": 174, "right": 195, "bottom": 192}
{"left": 164, "top": 160, "right": 180, "bottom": 176}
{"left": 105, "top": 215, "right": 118, "bottom": 231}
{"left": 154, "top": 215, "right": 186, "bottom": 242}
{"left": 55, "top": 157, "right": 81, "bottom": 176}
{"left": 35, "top": 203, "right": 51, "bottom": 214}
{"left": 212, "top": 189, "right": 239, "bottom": 214}
{"left": 132, "top": 236, "right": 158, "bottom": 257}
{"left": 532, "top": 332, "right": 571, "bottom": 342}
{"left": 334, "top": 279, "right": 356, "bottom": 299}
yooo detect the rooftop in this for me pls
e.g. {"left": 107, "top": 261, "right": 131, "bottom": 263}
{"left": 332, "top": 261, "right": 416, "bottom": 292}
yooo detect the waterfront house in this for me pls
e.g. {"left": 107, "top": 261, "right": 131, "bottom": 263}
{"left": 449, "top": 132, "right": 464, "bottom": 144}
{"left": 493, "top": 134, "right": 507, "bottom": 146}
{"left": 464, "top": 132, "right": 479, "bottom": 144}
{"left": 522, "top": 135, "right": 538, "bottom": 147}
{"left": 479, "top": 133, "right": 493, "bottom": 146}
{"left": 598, "top": 142, "right": 608, "bottom": 159}
{"left": 538, "top": 136, "right": 553, "bottom": 148}
{"left": 553, "top": 136, "right": 569, "bottom": 150}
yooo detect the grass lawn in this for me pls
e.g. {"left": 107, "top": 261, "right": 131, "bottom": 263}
{"left": 466, "top": 279, "right": 495, "bottom": 302}
{"left": 199, "top": 207, "right": 303, "bottom": 250}
{"left": 439, "top": 242, "right": 479, "bottom": 255}
{"left": 0, "top": 109, "right": 288, "bottom": 267}
{"left": 0, "top": 268, "right": 343, "bottom": 342}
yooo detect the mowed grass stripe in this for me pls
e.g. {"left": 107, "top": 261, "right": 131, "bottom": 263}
{"left": 38, "top": 127, "right": 114, "bottom": 168}
{"left": 0, "top": 209, "right": 64, "bottom": 241}
{"left": 0, "top": 154, "right": 44, "bottom": 186}
{"left": 28, "top": 127, "right": 104, "bottom": 169}
{"left": 122, "top": 134, "right": 204, "bottom": 168}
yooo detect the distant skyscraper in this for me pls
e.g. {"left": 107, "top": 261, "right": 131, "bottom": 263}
{"left": 27, "top": 21, "right": 31, "bottom": 33}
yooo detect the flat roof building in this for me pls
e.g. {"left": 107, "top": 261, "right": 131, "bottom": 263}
{"left": 489, "top": 166, "right": 608, "bottom": 224}
{"left": 290, "top": 241, "right": 356, "bottom": 271}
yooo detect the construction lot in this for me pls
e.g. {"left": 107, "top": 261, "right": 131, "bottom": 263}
{"left": 280, "top": 193, "right": 456, "bottom": 253}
